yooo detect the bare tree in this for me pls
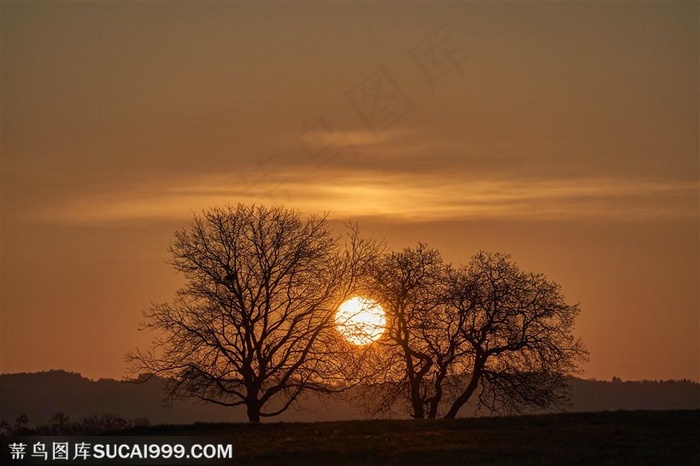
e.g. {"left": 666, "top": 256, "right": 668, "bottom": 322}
{"left": 362, "top": 248, "right": 587, "bottom": 419}
{"left": 127, "top": 204, "right": 378, "bottom": 422}
{"left": 442, "top": 251, "right": 588, "bottom": 418}
{"left": 363, "top": 244, "right": 463, "bottom": 419}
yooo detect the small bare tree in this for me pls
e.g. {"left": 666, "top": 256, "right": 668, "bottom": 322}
{"left": 127, "top": 204, "right": 378, "bottom": 422}
{"left": 363, "top": 244, "right": 463, "bottom": 419}
{"left": 442, "top": 251, "right": 588, "bottom": 418}
{"left": 361, "top": 248, "right": 587, "bottom": 419}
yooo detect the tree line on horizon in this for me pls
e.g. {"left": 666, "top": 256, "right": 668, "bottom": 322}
{"left": 3, "top": 371, "right": 699, "bottom": 430}
{"left": 127, "top": 204, "right": 588, "bottom": 422}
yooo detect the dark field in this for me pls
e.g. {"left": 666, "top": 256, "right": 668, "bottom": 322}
{"left": 122, "top": 410, "right": 699, "bottom": 465}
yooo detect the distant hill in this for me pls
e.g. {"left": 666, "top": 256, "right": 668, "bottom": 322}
{"left": 1, "top": 370, "right": 698, "bottom": 425}
{"left": 568, "top": 377, "right": 699, "bottom": 412}
{"left": 0, "top": 370, "right": 360, "bottom": 425}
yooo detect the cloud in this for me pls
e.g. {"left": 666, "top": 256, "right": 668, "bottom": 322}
{"left": 34, "top": 167, "right": 698, "bottom": 225}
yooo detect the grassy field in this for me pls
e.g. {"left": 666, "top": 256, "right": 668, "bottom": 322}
{"left": 123, "top": 410, "right": 699, "bottom": 465}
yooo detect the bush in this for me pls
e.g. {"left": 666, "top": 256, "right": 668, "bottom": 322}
{"left": 0, "top": 412, "right": 150, "bottom": 437}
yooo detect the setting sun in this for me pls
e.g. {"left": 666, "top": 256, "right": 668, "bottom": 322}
{"left": 335, "top": 297, "right": 386, "bottom": 346}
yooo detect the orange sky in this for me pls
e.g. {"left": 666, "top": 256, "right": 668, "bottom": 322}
{"left": 2, "top": 1, "right": 698, "bottom": 382}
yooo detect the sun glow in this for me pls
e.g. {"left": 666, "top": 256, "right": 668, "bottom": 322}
{"left": 335, "top": 297, "right": 386, "bottom": 346}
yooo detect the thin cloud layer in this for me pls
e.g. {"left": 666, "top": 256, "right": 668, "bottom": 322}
{"left": 37, "top": 171, "right": 698, "bottom": 224}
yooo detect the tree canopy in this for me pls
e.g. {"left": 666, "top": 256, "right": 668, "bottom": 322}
{"left": 361, "top": 247, "right": 587, "bottom": 419}
{"left": 128, "top": 204, "right": 379, "bottom": 421}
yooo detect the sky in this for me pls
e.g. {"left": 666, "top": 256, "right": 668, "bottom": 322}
{"left": 1, "top": 1, "right": 698, "bottom": 382}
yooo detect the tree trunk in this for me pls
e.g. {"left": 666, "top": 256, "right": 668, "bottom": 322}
{"left": 246, "top": 401, "right": 261, "bottom": 422}
{"left": 410, "top": 387, "right": 425, "bottom": 419}
{"left": 444, "top": 368, "right": 481, "bottom": 419}
{"left": 409, "top": 368, "right": 425, "bottom": 419}
{"left": 404, "top": 348, "right": 425, "bottom": 419}
{"left": 427, "top": 386, "right": 442, "bottom": 419}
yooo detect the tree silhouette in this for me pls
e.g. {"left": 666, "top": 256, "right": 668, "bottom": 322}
{"left": 442, "top": 251, "right": 588, "bottom": 417}
{"left": 362, "top": 248, "right": 587, "bottom": 419}
{"left": 363, "top": 244, "right": 462, "bottom": 419}
{"left": 128, "top": 204, "right": 378, "bottom": 422}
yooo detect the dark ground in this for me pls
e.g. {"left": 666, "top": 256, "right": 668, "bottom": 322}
{"left": 121, "top": 410, "right": 699, "bottom": 465}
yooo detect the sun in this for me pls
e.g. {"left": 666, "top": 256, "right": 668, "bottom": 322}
{"left": 335, "top": 297, "right": 386, "bottom": 346}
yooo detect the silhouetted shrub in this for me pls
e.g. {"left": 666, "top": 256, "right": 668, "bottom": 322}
{"left": 0, "top": 412, "right": 150, "bottom": 437}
